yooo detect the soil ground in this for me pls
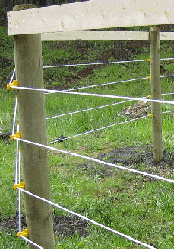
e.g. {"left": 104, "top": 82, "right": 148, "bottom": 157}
{"left": 0, "top": 213, "right": 89, "bottom": 238}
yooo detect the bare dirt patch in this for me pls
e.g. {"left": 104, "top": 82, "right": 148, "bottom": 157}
{"left": 0, "top": 213, "right": 89, "bottom": 238}
{"left": 98, "top": 145, "right": 174, "bottom": 179}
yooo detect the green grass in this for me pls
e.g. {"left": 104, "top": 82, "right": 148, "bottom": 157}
{"left": 0, "top": 26, "right": 174, "bottom": 248}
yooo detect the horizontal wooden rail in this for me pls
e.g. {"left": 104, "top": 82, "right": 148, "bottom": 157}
{"left": 41, "top": 31, "right": 149, "bottom": 41}
{"left": 41, "top": 31, "right": 174, "bottom": 41}
{"left": 8, "top": 0, "right": 174, "bottom": 36}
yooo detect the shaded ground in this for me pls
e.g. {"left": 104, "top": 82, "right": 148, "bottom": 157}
{"left": 0, "top": 213, "right": 89, "bottom": 238}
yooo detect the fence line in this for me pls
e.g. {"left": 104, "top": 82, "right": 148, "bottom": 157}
{"left": 46, "top": 100, "right": 132, "bottom": 120}
{"left": 58, "top": 77, "right": 148, "bottom": 93}
{"left": 47, "top": 91, "right": 173, "bottom": 121}
{"left": 43, "top": 57, "right": 174, "bottom": 69}
{"left": 10, "top": 84, "right": 174, "bottom": 106}
{"left": 48, "top": 111, "right": 172, "bottom": 143}
{"left": 13, "top": 137, "right": 174, "bottom": 184}
{"left": 18, "top": 187, "right": 156, "bottom": 249}
{"left": 49, "top": 115, "right": 148, "bottom": 143}
{"left": 44, "top": 76, "right": 150, "bottom": 96}
{"left": 45, "top": 74, "right": 174, "bottom": 95}
{"left": 9, "top": 56, "right": 174, "bottom": 248}
{"left": 43, "top": 59, "right": 146, "bottom": 68}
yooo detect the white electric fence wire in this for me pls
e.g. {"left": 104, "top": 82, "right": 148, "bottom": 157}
{"left": 44, "top": 76, "right": 148, "bottom": 96}
{"left": 59, "top": 77, "right": 147, "bottom": 92}
{"left": 10, "top": 85, "right": 174, "bottom": 106}
{"left": 161, "top": 57, "right": 174, "bottom": 61}
{"left": 45, "top": 75, "right": 174, "bottom": 95}
{"left": 46, "top": 100, "right": 131, "bottom": 120}
{"left": 8, "top": 68, "right": 15, "bottom": 84}
{"left": 43, "top": 59, "right": 146, "bottom": 68}
{"left": 43, "top": 57, "right": 174, "bottom": 69}
{"left": 17, "top": 149, "right": 21, "bottom": 233}
{"left": 14, "top": 137, "right": 174, "bottom": 184}
{"left": 20, "top": 235, "right": 44, "bottom": 249}
{"left": 18, "top": 188, "right": 156, "bottom": 249}
{"left": 47, "top": 92, "right": 173, "bottom": 121}
{"left": 14, "top": 124, "right": 19, "bottom": 185}
{"left": 49, "top": 111, "right": 171, "bottom": 143}
{"left": 11, "top": 97, "right": 17, "bottom": 136}
{"left": 14, "top": 124, "right": 22, "bottom": 233}
{"left": 49, "top": 115, "right": 148, "bottom": 143}
{"left": 162, "top": 92, "right": 174, "bottom": 96}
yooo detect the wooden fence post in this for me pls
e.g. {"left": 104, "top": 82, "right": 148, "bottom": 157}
{"left": 150, "top": 26, "right": 163, "bottom": 163}
{"left": 14, "top": 6, "right": 55, "bottom": 249}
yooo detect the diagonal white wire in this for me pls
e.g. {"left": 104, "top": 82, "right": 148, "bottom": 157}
{"left": 44, "top": 74, "right": 174, "bottom": 95}
{"left": 59, "top": 77, "right": 147, "bottom": 92}
{"left": 49, "top": 115, "right": 148, "bottom": 143}
{"left": 8, "top": 68, "right": 15, "bottom": 84}
{"left": 10, "top": 85, "right": 174, "bottom": 105}
{"left": 18, "top": 187, "right": 156, "bottom": 249}
{"left": 14, "top": 137, "right": 174, "bottom": 184}
{"left": 48, "top": 111, "right": 172, "bottom": 143}
{"left": 46, "top": 92, "right": 173, "bottom": 121}
{"left": 46, "top": 100, "right": 132, "bottom": 120}
{"left": 20, "top": 235, "right": 44, "bottom": 249}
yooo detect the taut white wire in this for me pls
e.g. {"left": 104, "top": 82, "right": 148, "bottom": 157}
{"left": 18, "top": 188, "right": 156, "bottom": 249}
{"left": 10, "top": 85, "right": 174, "bottom": 105}
{"left": 14, "top": 137, "right": 174, "bottom": 184}
{"left": 49, "top": 115, "right": 148, "bottom": 143}
{"left": 17, "top": 149, "right": 21, "bottom": 233}
{"left": 49, "top": 111, "right": 171, "bottom": 143}
{"left": 46, "top": 74, "right": 174, "bottom": 95}
{"left": 20, "top": 235, "right": 44, "bottom": 249}
{"left": 59, "top": 77, "right": 147, "bottom": 92}
{"left": 14, "top": 124, "right": 19, "bottom": 185}
{"left": 46, "top": 100, "right": 131, "bottom": 120}
{"left": 43, "top": 57, "right": 174, "bottom": 69}
{"left": 11, "top": 97, "right": 17, "bottom": 136}
{"left": 162, "top": 92, "right": 174, "bottom": 96}
{"left": 46, "top": 92, "right": 173, "bottom": 121}
{"left": 8, "top": 68, "right": 15, "bottom": 84}
{"left": 43, "top": 59, "right": 146, "bottom": 69}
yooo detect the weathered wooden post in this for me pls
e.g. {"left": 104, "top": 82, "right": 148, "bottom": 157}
{"left": 150, "top": 26, "right": 163, "bottom": 163}
{"left": 14, "top": 5, "right": 55, "bottom": 249}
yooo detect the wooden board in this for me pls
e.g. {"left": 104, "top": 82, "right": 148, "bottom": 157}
{"left": 8, "top": 0, "right": 174, "bottom": 36}
{"left": 41, "top": 31, "right": 174, "bottom": 41}
{"left": 41, "top": 31, "right": 149, "bottom": 41}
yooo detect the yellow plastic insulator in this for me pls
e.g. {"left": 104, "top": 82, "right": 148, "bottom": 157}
{"left": 7, "top": 80, "right": 19, "bottom": 90}
{"left": 10, "top": 131, "right": 21, "bottom": 140}
{"left": 149, "top": 113, "right": 153, "bottom": 117}
{"left": 14, "top": 182, "right": 25, "bottom": 190}
{"left": 147, "top": 58, "right": 150, "bottom": 62}
{"left": 17, "top": 228, "right": 29, "bottom": 238}
{"left": 147, "top": 95, "right": 152, "bottom": 98}
{"left": 147, "top": 76, "right": 151, "bottom": 80}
